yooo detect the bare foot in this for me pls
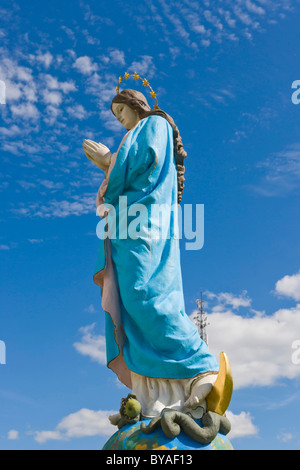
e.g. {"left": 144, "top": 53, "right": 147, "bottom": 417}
{"left": 182, "top": 374, "right": 217, "bottom": 420}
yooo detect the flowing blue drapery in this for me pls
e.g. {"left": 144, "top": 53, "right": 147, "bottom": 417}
{"left": 94, "top": 116, "right": 219, "bottom": 383}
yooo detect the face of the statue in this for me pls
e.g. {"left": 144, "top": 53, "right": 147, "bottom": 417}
{"left": 112, "top": 102, "right": 140, "bottom": 130}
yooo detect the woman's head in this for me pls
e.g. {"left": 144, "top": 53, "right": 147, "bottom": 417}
{"left": 111, "top": 102, "right": 141, "bottom": 130}
{"left": 111, "top": 89, "right": 187, "bottom": 204}
{"left": 111, "top": 89, "right": 152, "bottom": 120}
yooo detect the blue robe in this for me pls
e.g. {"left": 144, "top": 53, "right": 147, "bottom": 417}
{"left": 94, "top": 115, "right": 219, "bottom": 385}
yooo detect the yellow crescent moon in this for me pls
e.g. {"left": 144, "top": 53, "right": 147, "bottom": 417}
{"left": 206, "top": 352, "right": 233, "bottom": 416}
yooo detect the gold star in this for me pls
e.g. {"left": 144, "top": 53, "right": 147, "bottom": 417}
{"left": 124, "top": 72, "right": 130, "bottom": 79}
{"left": 150, "top": 91, "right": 157, "bottom": 99}
{"left": 133, "top": 72, "right": 140, "bottom": 80}
{"left": 143, "top": 79, "right": 150, "bottom": 88}
{"left": 154, "top": 104, "right": 160, "bottom": 109}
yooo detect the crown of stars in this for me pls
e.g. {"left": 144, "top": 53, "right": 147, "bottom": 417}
{"left": 116, "top": 72, "right": 160, "bottom": 110}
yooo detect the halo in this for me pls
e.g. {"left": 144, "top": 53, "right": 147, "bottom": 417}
{"left": 116, "top": 72, "right": 160, "bottom": 110}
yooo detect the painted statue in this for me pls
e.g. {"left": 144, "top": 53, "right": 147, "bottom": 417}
{"left": 83, "top": 74, "right": 232, "bottom": 427}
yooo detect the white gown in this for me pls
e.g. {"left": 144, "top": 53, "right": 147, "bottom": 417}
{"left": 131, "top": 370, "right": 218, "bottom": 419}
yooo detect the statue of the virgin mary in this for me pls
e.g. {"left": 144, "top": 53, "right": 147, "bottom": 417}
{"left": 83, "top": 80, "right": 221, "bottom": 420}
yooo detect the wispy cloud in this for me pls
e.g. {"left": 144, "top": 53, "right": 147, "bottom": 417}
{"left": 7, "top": 430, "right": 19, "bottom": 441}
{"left": 34, "top": 408, "right": 116, "bottom": 443}
{"left": 73, "top": 323, "right": 106, "bottom": 365}
{"left": 0, "top": 241, "right": 18, "bottom": 251}
{"left": 138, "top": 0, "right": 296, "bottom": 52}
{"left": 192, "top": 278, "right": 300, "bottom": 389}
{"left": 73, "top": 56, "right": 99, "bottom": 75}
{"left": 35, "top": 51, "right": 54, "bottom": 70}
{"left": 128, "top": 55, "right": 156, "bottom": 78}
{"left": 275, "top": 271, "right": 300, "bottom": 302}
{"left": 66, "top": 103, "right": 90, "bottom": 120}
{"left": 277, "top": 431, "right": 294, "bottom": 443}
{"left": 0, "top": 244, "right": 10, "bottom": 251}
{"left": 84, "top": 304, "right": 97, "bottom": 314}
{"left": 102, "top": 49, "right": 126, "bottom": 67}
{"left": 226, "top": 411, "right": 258, "bottom": 439}
{"left": 250, "top": 142, "right": 300, "bottom": 197}
{"left": 10, "top": 102, "right": 40, "bottom": 120}
{"left": 11, "top": 193, "right": 96, "bottom": 219}
{"left": 204, "top": 290, "right": 252, "bottom": 312}
{"left": 0, "top": 48, "right": 78, "bottom": 131}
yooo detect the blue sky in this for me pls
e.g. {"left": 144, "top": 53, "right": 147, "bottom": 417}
{"left": 1, "top": 0, "right": 300, "bottom": 450}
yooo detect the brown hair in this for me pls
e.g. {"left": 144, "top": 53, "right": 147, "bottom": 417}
{"left": 111, "top": 89, "right": 186, "bottom": 205}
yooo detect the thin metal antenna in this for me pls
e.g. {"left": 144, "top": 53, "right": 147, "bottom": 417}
{"left": 195, "top": 290, "right": 209, "bottom": 346}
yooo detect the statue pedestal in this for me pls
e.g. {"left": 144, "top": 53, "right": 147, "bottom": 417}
{"left": 103, "top": 419, "right": 234, "bottom": 451}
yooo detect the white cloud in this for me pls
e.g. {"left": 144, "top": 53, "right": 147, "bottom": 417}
{"left": 61, "top": 25, "right": 76, "bottom": 41}
{"left": 73, "top": 323, "right": 106, "bottom": 365}
{"left": 245, "top": 0, "right": 265, "bottom": 16}
{"left": 0, "top": 124, "right": 22, "bottom": 137}
{"left": 17, "top": 180, "right": 36, "bottom": 190}
{"left": 41, "top": 74, "right": 77, "bottom": 94}
{"left": 99, "top": 106, "right": 123, "bottom": 132}
{"left": 28, "top": 239, "right": 44, "bottom": 244}
{"left": 275, "top": 271, "right": 300, "bottom": 301}
{"left": 34, "top": 430, "right": 64, "bottom": 444}
{"left": 12, "top": 194, "right": 96, "bottom": 219}
{"left": 7, "top": 430, "right": 19, "bottom": 440}
{"left": 57, "top": 409, "right": 115, "bottom": 438}
{"left": 10, "top": 102, "right": 40, "bottom": 120}
{"left": 205, "top": 290, "right": 251, "bottom": 311}
{"left": 73, "top": 56, "right": 99, "bottom": 75}
{"left": 42, "top": 90, "right": 63, "bottom": 106}
{"left": 129, "top": 55, "right": 156, "bottom": 79}
{"left": 43, "top": 104, "right": 63, "bottom": 126}
{"left": 36, "top": 52, "right": 53, "bottom": 69}
{"left": 34, "top": 408, "right": 116, "bottom": 443}
{"left": 252, "top": 142, "right": 300, "bottom": 197}
{"left": 214, "top": 306, "right": 300, "bottom": 388}
{"left": 0, "top": 56, "right": 31, "bottom": 83}
{"left": 85, "top": 72, "right": 116, "bottom": 103}
{"left": 107, "top": 49, "right": 125, "bottom": 66}
{"left": 226, "top": 411, "right": 258, "bottom": 439}
{"left": 39, "top": 180, "right": 64, "bottom": 190}
{"left": 193, "top": 286, "right": 300, "bottom": 389}
{"left": 15, "top": 66, "right": 33, "bottom": 83}
{"left": 0, "top": 245, "right": 10, "bottom": 251}
{"left": 143, "top": 0, "right": 295, "bottom": 50}
{"left": 4, "top": 80, "right": 22, "bottom": 101}
{"left": 66, "top": 104, "right": 89, "bottom": 120}
{"left": 277, "top": 432, "right": 293, "bottom": 443}
{"left": 80, "top": 2, "right": 103, "bottom": 25}
{"left": 59, "top": 81, "right": 77, "bottom": 94}
{"left": 84, "top": 304, "right": 97, "bottom": 314}
{"left": 58, "top": 80, "right": 77, "bottom": 94}
{"left": 23, "top": 82, "right": 38, "bottom": 102}
{"left": 0, "top": 49, "right": 79, "bottom": 136}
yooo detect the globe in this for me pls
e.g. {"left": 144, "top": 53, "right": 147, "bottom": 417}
{"left": 103, "top": 419, "right": 234, "bottom": 451}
